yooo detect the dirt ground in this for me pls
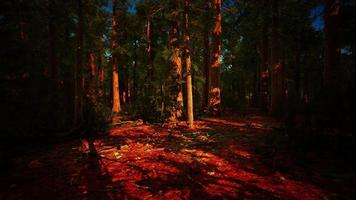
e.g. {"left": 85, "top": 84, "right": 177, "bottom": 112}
{"left": 0, "top": 115, "right": 354, "bottom": 200}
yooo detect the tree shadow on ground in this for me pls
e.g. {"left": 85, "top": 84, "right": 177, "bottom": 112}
{"left": 1, "top": 115, "right": 353, "bottom": 199}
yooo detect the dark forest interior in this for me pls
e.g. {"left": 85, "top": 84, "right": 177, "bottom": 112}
{"left": 1, "top": 0, "right": 355, "bottom": 199}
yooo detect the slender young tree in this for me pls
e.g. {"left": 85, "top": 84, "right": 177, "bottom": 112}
{"left": 183, "top": 0, "right": 194, "bottom": 128}
{"left": 112, "top": 0, "right": 121, "bottom": 113}
{"left": 208, "top": 0, "right": 222, "bottom": 115}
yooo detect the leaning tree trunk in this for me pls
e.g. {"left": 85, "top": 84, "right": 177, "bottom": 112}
{"left": 184, "top": 0, "right": 194, "bottom": 128}
{"left": 112, "top": 0, "right": 121, "bottom": 113}
{"left": 208, "top": 0, "right": 222, "bottom": 116}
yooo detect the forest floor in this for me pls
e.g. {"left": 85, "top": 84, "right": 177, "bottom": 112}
{"left": 0, "top": 115, "right": 355, "bottom": 200}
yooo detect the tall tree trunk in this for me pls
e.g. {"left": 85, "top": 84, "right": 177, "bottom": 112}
{"left": 208, "top": 0, "right": 222, "bottom": 116}
{"left": 112, "top": 0, "right": 121, "bottom": 113}
{"left": 146, "top": 15, "right": 153, "bottom": 82}
{"left": 202, "top": 0, "right": 210, "bottom": 112}
{"left": 184, "top": 0, "right": 194, "bottom": 128}
{"left": 48, "top": 0, "right": 57, "bottom": 83}
{"left": 74, "top": 0, "right": 84, "bottom": 125}
{"left": 97, "top": 49, "right": 105, "bottom": 98}
{"left": 270, "top": 0, "right": 284, "bottom": 115}
{"left": 132, "top": 43, "right": 138, "bottom": 104}
{"left": 168, "top": 1, "right": 183, "bottom": 123}
{"left": 48, "top": 0, "right": 59, "bottom": 127}
{"left": 259, "top": 4, "right": 269, "bottom": 112}
{"left": 295, "top": 45, "right": 301, "bottom": 101}
{"left": 89, "top": 50, "right": 95, "bottom": 82}
{"left": 322, "top": 0, "right": 340, "bottom": 127}
{"left": 323, "top": 0, "right": 340, "bottom": 90}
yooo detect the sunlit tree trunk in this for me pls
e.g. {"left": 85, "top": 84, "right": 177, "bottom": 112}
{"left": 270, "top": 0, "right": 284, "bottom": 115}
{"left": 112, "top": 0, "right": 121, "bottom": 113}
{"left": 208, "top": 0, "right": 222, "bottom": 116}
{"left": 122, "top": 66, "right": 129, "bottom": 104}
{"left": 74, "top": 0, "right": 84, "bottom": 125}
{"left": 184, "top": 0, "right": 194, "bottom": 128}
{"left": 89, "top": 50, "right": 96, "bottom": 85}
{"left": 167, "top": 0, "right": 183, "bottom": 123}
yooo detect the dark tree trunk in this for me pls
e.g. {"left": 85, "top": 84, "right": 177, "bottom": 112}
{"left": 270, "top": 0, "right": 284, "bottom": 115}
{"left": 259, "top": 18, "right": 269, "bottom": 112}
{"left": 208, "top": 0, "right": 222, "bottom": 116}
{"left": 74, "top": 0, "right": 84, "bottom": 125}
{"left": 146, "top": 15, "right": 153, "bottom": 82}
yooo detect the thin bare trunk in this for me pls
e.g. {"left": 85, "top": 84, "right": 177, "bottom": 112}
{"left": 184, "top": 0, "right": 194, "bottom": 128}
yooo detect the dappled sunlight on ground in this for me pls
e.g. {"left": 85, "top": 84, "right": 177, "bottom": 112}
{"left": 1, "top": 116, "right": 340, "bottom": 199}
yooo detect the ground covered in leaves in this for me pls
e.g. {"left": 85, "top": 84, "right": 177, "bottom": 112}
{"left": 1, "top": 115, "right": 355, "bottom": 199}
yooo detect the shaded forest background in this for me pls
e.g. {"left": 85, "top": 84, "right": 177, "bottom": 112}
{"left": 1, "top": 0, "right": 355, "bottom": 139}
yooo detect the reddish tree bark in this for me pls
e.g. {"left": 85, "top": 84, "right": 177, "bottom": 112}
{"left": 112, "top": 0, "right": 121, "bottom": 113}
{"left": 89, "top": 50, "right": 96, "bottom": 82}
{"left": 208, "top": 0, "right": 222, "bottom": 116}
{"left": 167, "top": 0, "right": 183, "bottom": 123}
{"left": 184, "top": 0, "right": 194, "bottom": 128}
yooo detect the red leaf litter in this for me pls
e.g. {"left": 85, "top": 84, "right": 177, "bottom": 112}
{"left": 1, "top": 115, "right": 353, "bottom": 199}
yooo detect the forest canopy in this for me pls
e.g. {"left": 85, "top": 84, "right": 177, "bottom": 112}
{"left": 0, "top": 0, "right": 355, "bottom": 136}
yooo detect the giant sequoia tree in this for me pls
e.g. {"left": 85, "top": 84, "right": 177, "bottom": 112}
{"left": 111, "top": 0, "right": 121, "bottom": 113}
